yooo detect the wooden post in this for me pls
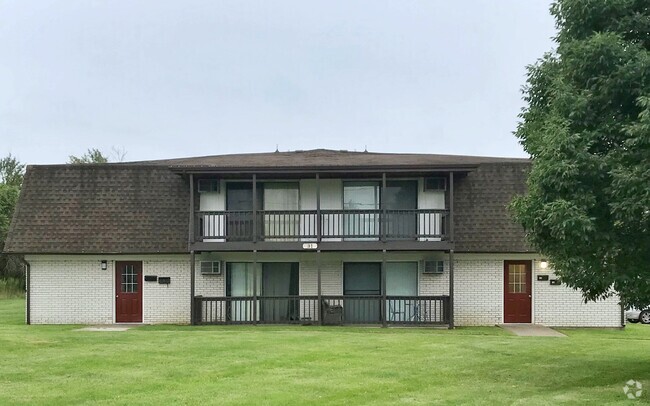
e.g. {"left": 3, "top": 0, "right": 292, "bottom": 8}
{"left": 381, "top": 173, "right": 387, "bottom": 242}
{"left": 252, "top": 174, "right": 257, "bottom": 243}
{"left": 316, "top": 173, "right": 321, "bottom": 242}
{"left": 190, "top": 250, "right": 196, "bottom": 325}
{"left": 253, "top": 250, "right": 258, "bottom": 325}
{"left": 189, "top": 174, "right": 194, "bottom": 247}
{"left": 448, "top": 249, "right": 454, "bottom": 329}
{"left": 382, "top": 250, "right": 387, "bottom": 328}
{"left": 317, "top": 249, "right": 322, "bottom": 325}
{"left": 449, "top": 172, "right": 454, "bottom": 242}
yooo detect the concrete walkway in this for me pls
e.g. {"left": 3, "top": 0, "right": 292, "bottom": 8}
{"left": 76, "top": 324, "right": 145, "bottom": 332}
{"left": 499, "top": 324, "right": 566, "bottom": 337}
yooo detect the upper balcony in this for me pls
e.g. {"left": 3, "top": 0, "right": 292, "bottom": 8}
{"left": 189, "top": 175, "right": 455, "bottom": 252}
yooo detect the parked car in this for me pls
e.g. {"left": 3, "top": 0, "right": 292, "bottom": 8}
{"left": 626, "top": 308, "right": 650, "bottom": 324}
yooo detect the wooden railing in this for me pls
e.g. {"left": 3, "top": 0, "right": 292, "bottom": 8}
{"left": 193, "top": 295, "right": 450, "bottom": 326}
{"left": 195, "top": 209, "right": 449, "bottom": 242}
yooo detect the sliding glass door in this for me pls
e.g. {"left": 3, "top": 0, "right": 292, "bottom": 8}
{"left": 263, "top": 183, "right": 300, "bottom": 240}
{"left": 384, "top": 181, "right": 417, "bottom": 239}
{"left": 343, "top": 263, "right": 381, "bottom": 323}
{"left": 260, "top": 263, "right": 299, "bottom": 322}
{"left": 226, "top": 183, "right": 262, "bottom": 241}
{"left": 385, "top": 262, "right": 418, "bottom": 322}
{"left": 343, "top": 182, "right": 380, "bottom": 240}
{"left": 226, "top": 262, "right": 261, "bottom": 321}
{"left": 226, "top": 262, "right": 299, "bottom": 323}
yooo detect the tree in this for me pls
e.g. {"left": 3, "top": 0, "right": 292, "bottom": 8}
{"left": 0, "top": 155, "right": 24, "bottom": 280}
{"left": 68, "top": 148, "right": 109, "bottom": 164}
{"left": 0, "top": 154, "right": 25, "bottom": 187}
{"left": 512, "top": 0, "right": 650, "bottom": 308}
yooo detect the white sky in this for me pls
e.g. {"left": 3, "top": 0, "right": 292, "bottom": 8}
{"left": 0, "top": 1, "right": 556, "bottom": 164}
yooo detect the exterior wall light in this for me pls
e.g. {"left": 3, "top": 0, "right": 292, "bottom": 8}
{"left": 101, "top": 260, "right": 108, "bottom": 270}
{"left": 540, "top": 260, "right": 549, "bottom": 269}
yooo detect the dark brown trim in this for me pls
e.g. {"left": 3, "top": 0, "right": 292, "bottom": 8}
{"left": 381, "top": 252, "right": 387, "bottom": 328}
{"left": 191, "top": 240, "right": 454, "bottom": 252}
{"left": 190, "top": 250, "right": 196, "bottom": 325}
{"left": 316, "top": 173, "right": 321, "bottom": 243}
{"left": 189, "top": 174, "right": 195, "bottom": 247}
{"left": 252, "top": 174, "right": 258, "bottom": 243}
{"left": 449, "top": 172, "right": 454, "bottom": 242}
{"left": 172, "top": 166, "right": 479, "bottom": 175}
{"left": 448, "top": 249, "right": 454, "bottom": 329}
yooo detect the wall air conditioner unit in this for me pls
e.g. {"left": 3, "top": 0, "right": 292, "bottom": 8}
{"left": 421, "top": 260, "right": 444, "bottom": 274}
{"left": 423, "top": 177, "right": 447, "bottom": 192}
{"left": 198, "top": 179, "right": 220, "bottom": 193}
{"left": 200, "top": 260, "right": 223, "bottom": 275}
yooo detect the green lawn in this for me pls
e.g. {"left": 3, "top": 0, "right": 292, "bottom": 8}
{"left": 0, "top": 299, "right": 649, "bottom": 405}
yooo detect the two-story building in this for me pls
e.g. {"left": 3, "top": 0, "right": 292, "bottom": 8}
{"left": 4, "top": 149, "right": 623, "bottom": 327}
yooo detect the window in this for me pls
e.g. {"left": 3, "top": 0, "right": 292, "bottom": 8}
{"left": 508, "top": 264, "right": 527, "bottom": 293}
{"left": 121, "top": 264, "right": 137, "bottom": 293}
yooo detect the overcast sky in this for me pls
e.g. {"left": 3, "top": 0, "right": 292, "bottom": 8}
{"left": 0, "top": 1, "right": 556, "bottom": 164}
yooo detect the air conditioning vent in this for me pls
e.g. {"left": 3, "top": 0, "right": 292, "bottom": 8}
{"left": 421, "top": 260, "right": 444, "bottom": 274}
{"left": 200, "top": 261, "right": 222, "bottom": 275}
{"left": 198, "top": 179, "right": 220, "bottom": 193}
{"left": 423, "top": 177, "right": 446, "bottom": 192}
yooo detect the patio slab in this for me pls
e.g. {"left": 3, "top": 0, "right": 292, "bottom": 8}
{"left": 499, "top": 324, "right": 566, "bottom": 337}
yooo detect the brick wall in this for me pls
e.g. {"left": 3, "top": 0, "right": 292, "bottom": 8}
{"left": 141, "top": 258, "right": 191, "bottom": 324}
{"left": 27, "top": 255, "right": 193, "bottom": 325}
{"left": 453, "top": 259, "right": 505, "bottom": 326}
{"left": 299, "top": 260, "right": 343, "bottom": 295}
{"left": 532, "top": 262, "right": 621, "bottom": 327}
{"left": 28, "top": 258, "right": 114, "bottom": 324}
{"left": 26, "top": 254, "right": 622, "bottom": 327}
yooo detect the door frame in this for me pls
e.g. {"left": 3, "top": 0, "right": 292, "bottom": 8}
{"left": 503, "top": 260, "right": 532, "bottom": 324}
{"left": 115, "top": 260, "right": 143, "bottom": 323}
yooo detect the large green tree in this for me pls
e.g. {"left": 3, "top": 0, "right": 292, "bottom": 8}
{"left": 0, "top": 155, "right": 25, "bottom": 279}
{"left": 513, "top": 0, "right": 650, "bottom": 307}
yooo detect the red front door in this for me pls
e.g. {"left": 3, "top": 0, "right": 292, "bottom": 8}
{"left": 115, "top": 261, "right": 143, "bottom": 323}
{"left": 503, "top": 260, "right": 532, "bottom": 323}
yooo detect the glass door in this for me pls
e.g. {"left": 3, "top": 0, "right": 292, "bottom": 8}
{"left": 384, "top": 181, "right": 418, "bottom": 239}
{"left": 261, "top": 263, "right": 299, "bottom": 322}
{"left": 263, "top": 183, "right": 300, "bottom": 241}
{"left": 226, "top": 262, "right": 261, "bottom": 322}
{"left": 385, "top": 262, "right": 418, "bottom": 322}
{"left": 343, "top": 263, "right": 381, "bottom": 323}
{"left": 226, "top": 182, "right": 262, "bottom": 241}
{"left": 343, "top": 182, "right": 380, "bottom": 240}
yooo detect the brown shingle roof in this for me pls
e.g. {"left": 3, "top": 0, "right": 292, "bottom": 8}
{"left": 4, "top": 165, "right": 189, "bottom": 254}
{"left": 4, "top": 150, "right": 532, "bottom": 254}
{"left": 134, "top": 149, "right": 529, "bottom": 171}
{"left": 454, "top": 162, "right": 532, "bottom": 253}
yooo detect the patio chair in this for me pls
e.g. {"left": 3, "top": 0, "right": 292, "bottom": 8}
{"left": 321, "top": 300, "right": 343, "bottom": 325}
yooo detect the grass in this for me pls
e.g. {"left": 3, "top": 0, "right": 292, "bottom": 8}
{"left": 0, "top": 277, "right": 24, "bottom": 299}
{"left": 0, "top": 299, "right": 649, "bottom": 405}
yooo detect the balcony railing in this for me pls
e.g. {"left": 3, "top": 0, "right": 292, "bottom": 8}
{"left": 195, "top": 209, "right": 448, "bottom": 242}
{"left": 194, "top": 295, "right": 450, "bottom": 326}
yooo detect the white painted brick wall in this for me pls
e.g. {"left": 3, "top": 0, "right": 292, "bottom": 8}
{"left": 142, "top": 259, "right": 191, "bottom": 324}
{"left": 28, "top": 259, "right": 113, "bottom": 324}
{"left": 26, "top": 254, "right": 622, "bottom": 327}
{"left": 453, "top": 259, "right": 504, "bottom": 326}
{"left": 533, "top": 263, "right": 621, "bottom": 327}
{"left": 419, "top": 262, "right": 449, "bottom": 296}
{"left": 27, "top": 255, "right": 193, "bottom": 325}
{"left": 299, "top": 260, "right": 343, "bottom": 295}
